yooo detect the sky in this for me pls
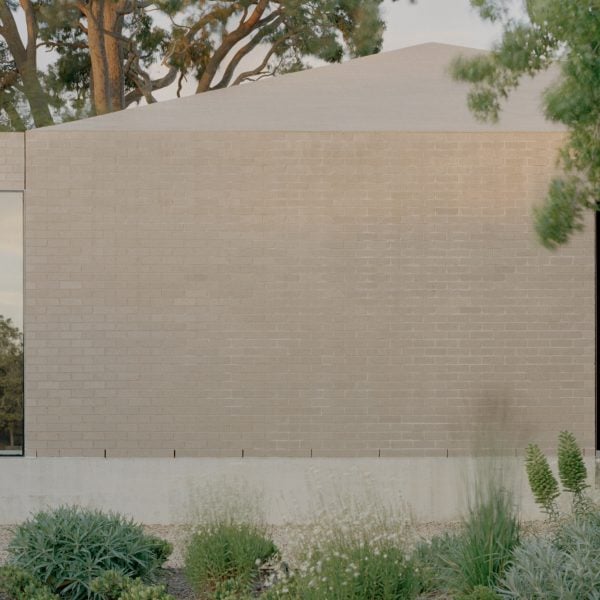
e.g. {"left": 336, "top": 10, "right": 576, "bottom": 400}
{"left": 0, "top": 0, "right": 512, "bottom": 332}
{"left": 0, "top": 193, "right": 23, "bottom": 330}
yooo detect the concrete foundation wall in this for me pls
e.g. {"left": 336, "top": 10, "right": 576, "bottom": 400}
{"left": 0, "top": 133, "right": 24, "bottom": 190}
{"left": 0, "top": 456, "right": 590, "bottom": 525}
{"left": 23, "top": 130, "right": 595, "bottom": 458}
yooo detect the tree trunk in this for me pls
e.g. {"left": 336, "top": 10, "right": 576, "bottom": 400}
{"left": 0, "top": 0, "right": 53, "bottom": 127}
{"left": 20, "top": 66, "right": 54, "bottom": 127}
{"left": 85, "top": 0, "right": 125, "bottom": 114}
{"left": 8, "top": 425, "right": 14, "bottom": 448}
{"left": 86, "top": 1, "right": 111, "bottom": 115}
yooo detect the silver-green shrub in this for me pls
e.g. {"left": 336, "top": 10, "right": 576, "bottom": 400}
{"left": 499, "top": 516, "right": 600, "bottom": 599}
{"left": 8, "top": 506, "right": 172, "bottom": 600}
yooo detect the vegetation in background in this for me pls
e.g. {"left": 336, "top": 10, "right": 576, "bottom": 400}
{"left": 184, "top": 520, "right": 277, "bottom": 597}
{"left": 0, "top": 0, "right": 416, "bottom": 129}
{"left": 452, "top": 0, "right": 600, "bottom": 248}
{"left": 0, "top": 315, "right": 23, "bottom": 449}
{"left": 525, "top": 431, "right": 590, "bottom": 519}
{"left": 7, "top": 506, "right": 172, "bottom": 600}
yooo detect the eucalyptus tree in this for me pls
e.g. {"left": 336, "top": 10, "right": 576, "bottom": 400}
{"left": 0, "top": 0, "right": 401, "bottom": 129}
{"left": 452, "top": 0, "right": 600, "bottom": 248}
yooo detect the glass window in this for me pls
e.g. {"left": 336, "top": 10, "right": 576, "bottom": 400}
{"left": 0, "top": 192, "right": 23, "bottom": 456}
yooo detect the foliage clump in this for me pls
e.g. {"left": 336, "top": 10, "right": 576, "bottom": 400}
{"left": 426, "top": 483, "right": 520, "bottom": 595}
{"left": 500, "top": 513, "right": 600, "bottom": 599}
{"left": 7, "top": 506, "right": 172, "bottom": 600}
{"left": 265, "top": 534, "right": 420, "bottom": 599}
{"left": 452, "top": 0, "right": 600, "bottom": 249}
{"left": 91, "top": 570, "right": 175, "bottom": 600}
{"left": 0, "top": 565, "right": 59, "bottom": 600}
{"left": 184, "top": 520, "right": 277, "bottom": 597}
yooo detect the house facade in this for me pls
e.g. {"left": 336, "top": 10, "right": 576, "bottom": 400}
{"left": 0, "top": 43, "right": 595, "bottom": 522}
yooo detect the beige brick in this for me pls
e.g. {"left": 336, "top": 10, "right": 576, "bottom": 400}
{"left": 23, "top": 131, "right": 595, "bottom": 457}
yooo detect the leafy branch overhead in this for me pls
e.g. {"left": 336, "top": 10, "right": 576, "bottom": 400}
{"left": 0, "top": 0, "right": 409, "bottom": 130}
{"left": 452, "top": 0, "right": 600, "bottom": 249}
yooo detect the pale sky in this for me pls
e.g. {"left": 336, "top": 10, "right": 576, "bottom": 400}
{"left": 0, "top": 0, "right": 514, "bottom": 332}
{"left": 0, "top": 193, "right": 23, "bottom": 330}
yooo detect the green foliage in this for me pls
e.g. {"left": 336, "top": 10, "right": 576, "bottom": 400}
{"left": 454, "top": 0, "right": 600, "bottom": 248}
{"left": 0, "top": 565, "right": 59, "bottom": 600}
{"left": 90, "top": 570, "right": 175, "bottom": 600}
{"left": 8, "top": 506, "right": 172, "bottom": 600}
{"left": 265, "top": 534, "right": 420, "bottom": 599}
{"left": 432, "top": 483, "right": 520, "bottom": 594}
{"left": 0, "top": 315, "right": 23, "bottom": 449}
{"left": 525, "top": 444, "right": 559, "bottom": 518}
{"left": 184, "top": 521, "right": 277, "bottom": 596}
{"left": 455, "top": 585, "right": 501, "bottom": 600}
{"left": 500, "top": 513, "right": 600, "bottom": 599}
{"left": 557, "top": 430, "right": 588, "bottom": 499}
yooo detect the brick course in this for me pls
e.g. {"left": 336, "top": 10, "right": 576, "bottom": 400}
{"left": 0, "top": 133, "right": 24, "bottom": 190}
{"left": 24, "top": 130, "right": 595, "bottom": 457}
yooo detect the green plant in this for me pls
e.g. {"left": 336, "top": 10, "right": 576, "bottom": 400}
{"left": 90, "top": 570, "right": 175, "bottom": 600}
{"left": 499, "top": 514, "right": 600, "bottom": 599}
{"left": 0, "top": 565, "right": 59, "bottom": 600}
{"left": 8, "top": 506, "right": 172, "bottom": 600}
{"left": 557, "top": 430, "right": 589, "bottom": 512}
{"left": 525, "top": 432, "right": 592, "bottom": 519}
{"left": 266, "top": 533, "right": 420, "bottom": 599}
{"left": 184, "top": 520, "right": 277, "bottom": 596}
{"left": 455, "top": 585, "right": 501, "bottom": 600}
{"left": 525, "top": 444, "right": 560, "bottom": 518}
{"left": 436, "top": 483, "right": 520, "bottom": 594}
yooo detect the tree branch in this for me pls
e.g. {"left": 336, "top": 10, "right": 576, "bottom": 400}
{"left": 231, "top": 35, "right": 288, "bottom": 86}
{"left": 211, "top": 14, "right": 283, "bottom": 90}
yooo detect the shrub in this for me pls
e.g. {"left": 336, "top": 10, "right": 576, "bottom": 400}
{"left": 265, "top": 534, "right": 420, "bottom": 599}
{"left": 525, "top": 444, "right": 559, "bottom": 518}
{"left": 90, "top": 570, "right": 175, "bottom": 600}
{"left": 454, "top": 585, "right": 500, "bottom": 600}
{"left": 184, "top": 521, "right": 277, "bottom": 596}
{"left": 435, "top": 483, "right": 520, "bottom": 594}
{"left": 7, "top": 506, "right": 172, "bottom": 600}
{"left": 0, "top": 565, "right": 59, "bottom": 600}
{"left": 499, "top": 513, "right": 600, "bottom": 598}
{"left": 455, "top": 585, "right": 501, "bottom": 600}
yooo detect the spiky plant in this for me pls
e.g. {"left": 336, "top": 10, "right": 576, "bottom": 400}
{"left": 525, "top": 444, "right": 559, "bottom": 519}
{"left": 558, "top": 430, "right": 589, "bottom": 513}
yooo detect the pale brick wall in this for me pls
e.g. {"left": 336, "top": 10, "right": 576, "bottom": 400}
{"left": 0, "top": 133, "right": 24, "bottom": 190}
{"left": 23, "top": 130, "right": 595, "bottom": 458}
